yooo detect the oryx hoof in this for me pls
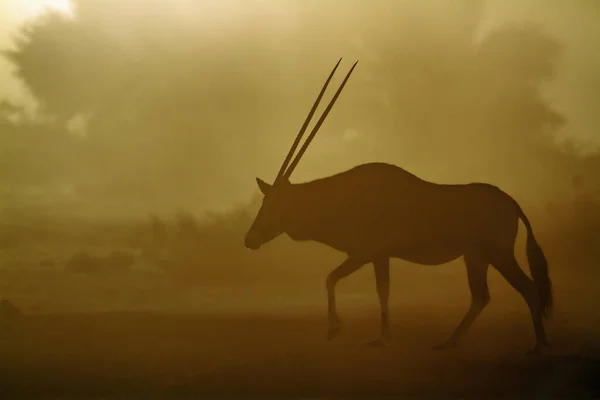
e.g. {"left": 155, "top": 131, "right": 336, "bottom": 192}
{"left": 527, "top": 345, "right": 543, "bottom": 356}
{"left": 433, "top": 341, "right": 456, "bottom": 351}
{"left": 366, "top": 337, "right": 391, "bottom": 347}
{"left": 326, "top": 324, "right": 340, "bottom": 340}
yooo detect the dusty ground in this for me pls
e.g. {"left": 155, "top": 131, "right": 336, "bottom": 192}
{"left": 0, "top": 214, "right": 598, "bottom": 398}
{"left": 0, "top": 307, "right": 599, "bottom": 399}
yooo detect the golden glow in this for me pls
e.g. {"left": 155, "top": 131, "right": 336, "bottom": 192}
{"left": 17, "top": 0, "right": 74, "bottom": 19}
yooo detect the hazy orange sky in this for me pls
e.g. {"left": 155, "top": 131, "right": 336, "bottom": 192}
{"left": 0, "top": 0, "right": 74, "bottom": 108}
{"left": 0, "top": 0, "right": 599, "bottom": 219}
{"left": 0, "top": 0, "right": 598, "bottom": 151}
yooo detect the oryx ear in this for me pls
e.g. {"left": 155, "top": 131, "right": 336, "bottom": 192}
{"left": 256, "top": 178, "right": 272, "bottom": 195}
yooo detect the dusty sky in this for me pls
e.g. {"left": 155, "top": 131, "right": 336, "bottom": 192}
{"left": 0, "top": 0, "right": 599, "bottom": 218}
{"left": 0, "top": 0, "right": 598, "bottom": 148}
{"left": 480, "top": 0, "right": 600, "bottom": 150}
{"left": 0, "top": 1, "right": 73, "bottom": 111}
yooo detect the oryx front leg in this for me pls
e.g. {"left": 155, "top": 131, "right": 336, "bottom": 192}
{"left": 326, "top": 257, "right": 365, "bottom": 340}
{"left": 369, "top": 257, "right": 391, "bottom": 346}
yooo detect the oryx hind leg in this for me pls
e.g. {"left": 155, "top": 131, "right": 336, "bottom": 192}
{"left": 434, "top": 251, "right": 490, "bottom": 350}
{"left": 490, "top": 252, "right": 548, "bottom": 355}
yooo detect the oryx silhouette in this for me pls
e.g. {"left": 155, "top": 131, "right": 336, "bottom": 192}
{"left": 244, "top": 58, "right": 552, "bottom": 354}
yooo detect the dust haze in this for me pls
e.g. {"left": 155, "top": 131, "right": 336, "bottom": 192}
{"left": 0, "top": 0, "right": 599, "bottom": 397}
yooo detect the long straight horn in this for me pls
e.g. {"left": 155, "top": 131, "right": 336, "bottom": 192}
{"left": 284, "top": 60, "right": 358, "bottom": 179}
{"left": 274, "top": 58, "right": 343, "bottom": 185}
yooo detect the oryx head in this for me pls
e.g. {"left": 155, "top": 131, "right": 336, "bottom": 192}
{"left": 244, "top": 58, "right": 358, "bottom": 250}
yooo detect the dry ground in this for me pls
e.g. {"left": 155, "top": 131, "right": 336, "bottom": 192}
{"left": 0, "top": 307, "right": 599, "bottom": 399}
{"left": 0, "top": 214, "right": 598, "bottom": 398}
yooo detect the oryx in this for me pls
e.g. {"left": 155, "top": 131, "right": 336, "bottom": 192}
{"left": 244, "top": 59, "right": 552, "bottom": 354}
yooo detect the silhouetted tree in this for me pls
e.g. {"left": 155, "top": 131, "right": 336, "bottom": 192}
{"left": 2, "top": 0, "right": 597, "bottom": 218}
{"left": 4, "top": 1, "right": 301, "bottom": 208}
{"left": 356, "top": 6, "right": 567, "bottom": 203}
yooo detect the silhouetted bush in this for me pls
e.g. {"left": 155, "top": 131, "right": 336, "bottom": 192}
{"left": 0, "top": 298, "right": 23, "bottom": 322}
{"left": 39, "top": 258, "right": 54, "bottom": 267}
{"left": 65, "top": 251, "right": 99, "bottom": 275}
{"left": 104, "top": 250, "right": 136, "bottom": 271}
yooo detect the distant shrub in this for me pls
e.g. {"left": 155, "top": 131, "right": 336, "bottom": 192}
{"left": 65, "top": 249, "right": 138, "bottom": 275}
{"left": 65, "top": 251, "right": 99, "bottom": 275}
{"left": 104, "top": 250, "right": 136, "bottom": 271}
{"left": 175, "top": 210, "right": 202, "bottom": 242}
{"left": 0, "top": 298, "right": 23, "bottom": 322}
{"left": 39, "top": 258, "right": 55, "bottom": 267}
